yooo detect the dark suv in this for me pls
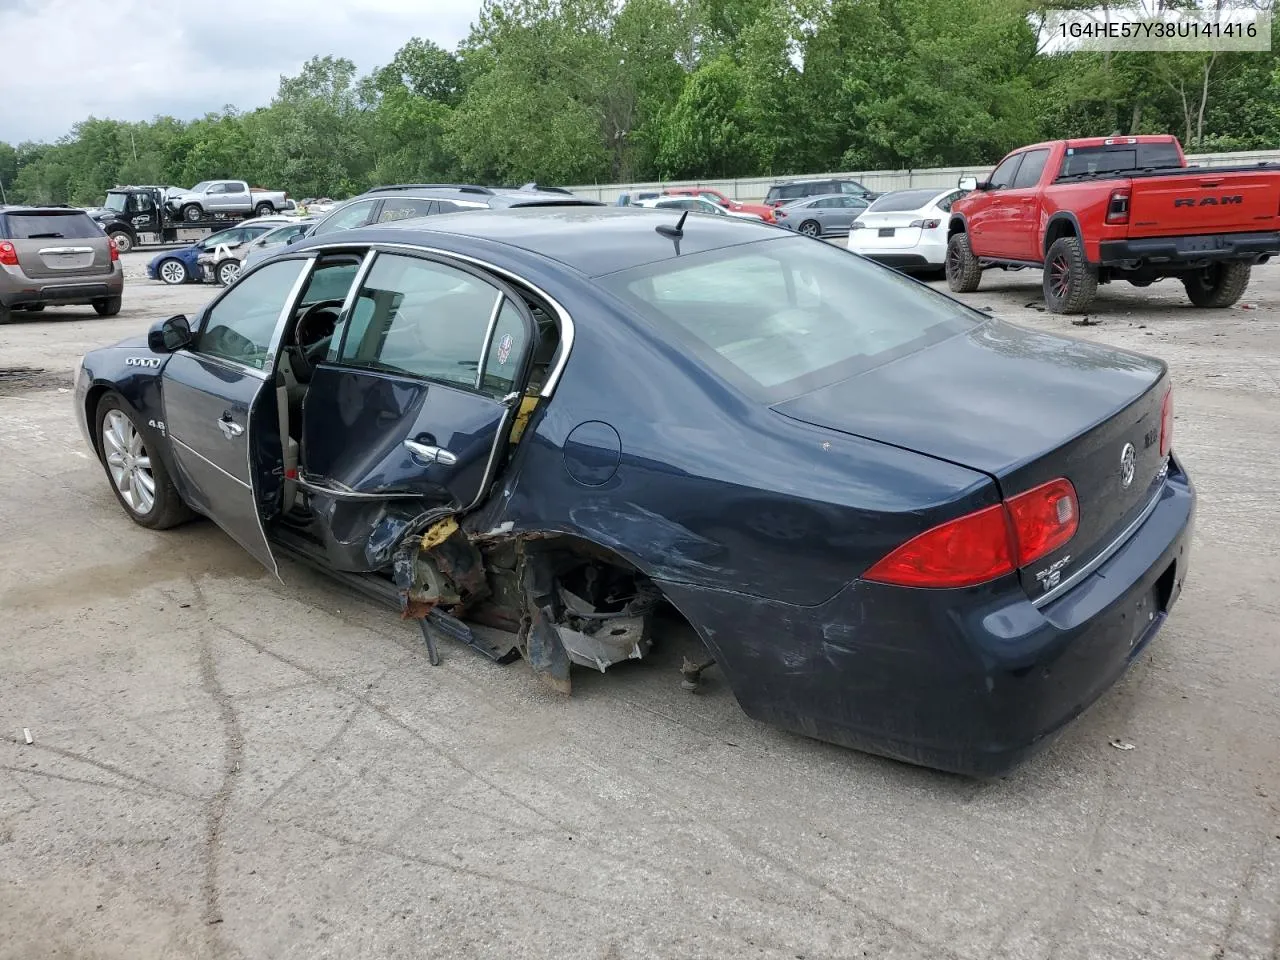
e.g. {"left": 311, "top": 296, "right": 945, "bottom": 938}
{"left": 764, "top": 178, "right": 879, "bottom": 207}
{"left": 0, "top": 206, "right": 124, "bottom": 322}
{"left": 300, "top": 184, "right": 601, "bottom": 242}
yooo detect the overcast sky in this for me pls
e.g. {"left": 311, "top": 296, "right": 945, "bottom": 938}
{"left": 0, "top": 0, "right": 480, "bottom": 144}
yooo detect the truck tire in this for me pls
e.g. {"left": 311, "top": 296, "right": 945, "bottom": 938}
{"left": 1183, "top": 263, "right": 1251, "bottom": 308}
{"left": 108, "top": 231, "right": 134, "bottom": 254}
{"left": 945, "top": 233, "right": 982, "bottom": 293}
{"left": 181, "top": 204, "right": 203, "bottom": 223}
{"left": 254, "top": 202, "right": 274, "bottom": 218}
{"left": 1043, "top": 236, "right": 1098, "bottom": 314}
{"left": 93, "top": 297, "right": 122, "bottom": 317}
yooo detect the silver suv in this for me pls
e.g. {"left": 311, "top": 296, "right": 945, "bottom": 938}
{"left": 0, "top": 206, "right": 124, "bottom": 322}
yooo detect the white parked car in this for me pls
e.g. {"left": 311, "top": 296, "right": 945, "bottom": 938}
{"left": 847, "top": 187, "right": 968, "bottom": 272}
{"left": 636, "top": 195, "right": 766, "bottom": 221}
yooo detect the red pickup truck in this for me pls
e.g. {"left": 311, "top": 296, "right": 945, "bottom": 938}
{"left": 662, "top": 186, "right": 777, "bottom": 222}
{"left": 946, "top": 136, "right": 1280, "bottom": 313}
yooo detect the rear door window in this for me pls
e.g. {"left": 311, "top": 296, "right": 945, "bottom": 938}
{"left": 377, "top": 198, "right": 435, "bottom": 222}
{"left": 3, "top": 212, "right": 102, "bottom": 240}
{"left": 337, "top": 253, "right": 505, "bottom": 393}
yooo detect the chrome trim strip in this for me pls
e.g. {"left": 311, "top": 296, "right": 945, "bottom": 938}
{"left": 1032, "top": 478, "right": 1166, "bottom": 608}
{"left": 463, "top": 401, "right": 516, "bottom": 512}
{"left": 335, "top": 250, "right": 379, "bottom": 350}
{"left": 265, "top": 255, "right": 320, "bottom": 369}
{"left": 302, "top": 240, "right": 576, "bottom": 398}
{"left": 474, "top": 292, "right": 505, "bottom": 390}
{"left": 171, "top": 435, "right": 251, "bottom": 489}
{"left": 295, "top": 471, "right": 423, "bottom": 501}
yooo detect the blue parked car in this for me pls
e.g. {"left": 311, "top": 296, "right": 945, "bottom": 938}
{"left": 147, "top": 223, "right": 276, "bottom": 284}
{"left": 72, "top": 207, "right": 1193, "bottom": 776}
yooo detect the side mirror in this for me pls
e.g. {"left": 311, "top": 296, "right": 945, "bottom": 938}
{"left": 286, "top": 233, "right": 303, "bottom": 245}
{"left": 148, "top": 314, "right": 191, "bottom": 353}
{"left": 958, "top": 176, "right": 979, "bottom": 192}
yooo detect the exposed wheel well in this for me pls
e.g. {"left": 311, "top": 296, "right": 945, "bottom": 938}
{"left": 947, "top": 218, "right": 966, "bottom": 239}
{"left": 1042, "top": 218, "right": 1078, "bottom": 257}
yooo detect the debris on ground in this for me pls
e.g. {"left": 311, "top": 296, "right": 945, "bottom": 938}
{"left": 23, "top": 728, "right": 32, "bottom": 744}
{"left": 1109, "top": 738, "right": 1136, "bottom": 751}
{"left": 1071, "top": 316, "right": 1100, "bottom": 326}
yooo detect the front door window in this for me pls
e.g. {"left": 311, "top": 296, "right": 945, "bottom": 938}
{"left": 197, "top": 258, "right": 308, "bottom": 370}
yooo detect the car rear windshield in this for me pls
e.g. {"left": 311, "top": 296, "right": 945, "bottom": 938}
{"left": 1, "top": 212, "right": 102, "bottom": 240}
{"left": 1058, "top": 141, "right": 1182, "bottom": 178}
{"left": 600, "top": 237, "right": 978, "bottom": 401}
{"left": 866, "top": 189, "right": 941, "bottom": 212}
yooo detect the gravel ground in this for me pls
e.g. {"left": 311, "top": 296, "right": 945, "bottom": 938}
{"left": 1, "top": 252, "right": 1277, "bottom": 960}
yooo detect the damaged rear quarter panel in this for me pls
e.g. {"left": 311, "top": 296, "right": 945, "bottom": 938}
{"left": 464, "top": 281, "right": 994, "bottom": 608}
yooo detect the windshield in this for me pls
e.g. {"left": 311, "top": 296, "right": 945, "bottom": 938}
{"left": 190, "top": 181, "right": 212, "bottom": 193}
{"left": 197, "top": 229, "right": 240, "bottom": 250}
{"left": 103, "top": 193, "right": 129, "bottom": 212}
{"left": 600, "top": 237, "right": 977, "bottom": 400}
{"left": 867, "top": 189, "right": 941, "bottom": 213}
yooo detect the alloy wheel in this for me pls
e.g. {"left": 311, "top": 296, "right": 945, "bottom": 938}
{"left": 159, "top": 260, "right": 186, "bottom": 284}
{"left": 800, "top": 221, "right": 820, "bottom": 237}
{"left": 1049, "top": 254, "right": 1072, "bottom": 300}
{"left": 218, "top": 261, "right": 241, "bottom": 285}
{"left": 102, "top": 410, "right": 155, "bottom": 515}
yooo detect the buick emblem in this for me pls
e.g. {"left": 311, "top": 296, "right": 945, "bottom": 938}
{"left": 1120, "top": 442, "right": 1136, "bottom": 489}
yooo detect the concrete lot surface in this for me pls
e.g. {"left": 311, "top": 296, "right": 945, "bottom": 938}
{"left": 1, "top": 250, "right": 1278, "bottom": 960}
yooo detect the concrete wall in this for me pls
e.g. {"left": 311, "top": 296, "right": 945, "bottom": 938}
{"left": 565, "top": 149, "right": 1280, "bottom": 204}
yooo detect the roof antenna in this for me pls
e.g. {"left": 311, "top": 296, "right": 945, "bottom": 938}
{"left": 655, "top": 210, "right": 689, "bottom": 240}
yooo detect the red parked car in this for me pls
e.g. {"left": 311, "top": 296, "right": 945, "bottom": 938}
{"left": 946, "top": 135, "right": 1280, "bottom": 313}
{"left": 662, "top": 187, "right": 777, "bottom": 223}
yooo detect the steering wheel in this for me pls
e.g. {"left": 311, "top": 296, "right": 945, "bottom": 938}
{"left": 289, "top": 299, "right": 345, "bottom": 382}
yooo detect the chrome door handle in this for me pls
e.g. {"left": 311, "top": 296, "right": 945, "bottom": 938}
{"left": 217, "top": 417, "right": 244, "bottom": 439}
{"left": 404, "top": 439, "right": 457, "bottom": 466}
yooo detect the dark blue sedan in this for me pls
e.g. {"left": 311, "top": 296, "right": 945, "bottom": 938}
{"left": 73, "top": 207, "right": 1194, "bottom": 776}
{"left": 146, "top": 223, "right": 276, "bottom": 284}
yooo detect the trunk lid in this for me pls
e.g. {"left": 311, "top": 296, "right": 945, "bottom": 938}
{"left": 853, "top": 211, "right": 926, "bottom": 249}
{"left": 772, "top": 321, "right": 1170, "bottom": 600}
{"left": 1128, "top": 168, "right": 1280, "bottom": 236}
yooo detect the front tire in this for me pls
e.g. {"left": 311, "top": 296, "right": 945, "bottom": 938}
{"left": 158, "top": 259, "right": 188, "bottom": 285}
{"left": 1183, "top": 262, "right": 1251, "bottom": 308}
{"left": 1042, "top": 236, "right": 1098, "bottom": 314}
{"left": 109, "top": 231, "right": 134, "bottom": 254}
{"left": 254, "top": 202, "right": 274, "bottom": 218}
{"left": 216, "top": 260, "right": 241, "bottom": 286}
{"left": 95, "top": 394, "right": 192, "bottom": 530}
{"left": 93, "top": 296, "right": 122, "bottom": 317}
{"left": 181, "top": 204, "right": 202, "bottom": 223}
{"left": 945, "top": 233, "right": 982, "bottom": 293}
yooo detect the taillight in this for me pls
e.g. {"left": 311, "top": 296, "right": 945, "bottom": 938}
{"left": 1004, "top": 478, "right": 1079, "bottom": 567}
{"left": 848, "top": 221, "right": 865, "bottom": 230}
{"left": 0, "top": 241, "right": 17, "bottom": 266}
{"left": 1106, "top": 189, "right": 1130, "bottom": 224}
{"left": 909, "top": 219, "right": 941, "bottom": 229}
{"left": 1159, "top": 387, "right": 1173, "bottom": 457}
{"left": 864, "top": 478, "right": 1079, "bottom": 589}
{"left": 109, "top": 240, "right": 120, "bottom": 262}
{"left": 774, "top": 208, "right": 788, "bottom": 218}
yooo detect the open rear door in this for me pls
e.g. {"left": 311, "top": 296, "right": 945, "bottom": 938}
{"left": 299, "top": 250, "right": 538, "bottom": 514}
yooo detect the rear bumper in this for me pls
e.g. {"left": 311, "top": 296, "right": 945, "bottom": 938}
{"left": 658, "top": 458, "right": 1195, "bottom": 777}
{"left": 0, "top": 264, "right": 123, "bottom": 307}
{"left": 1099, "top": 231, "right": 1280, "bottom": 267}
